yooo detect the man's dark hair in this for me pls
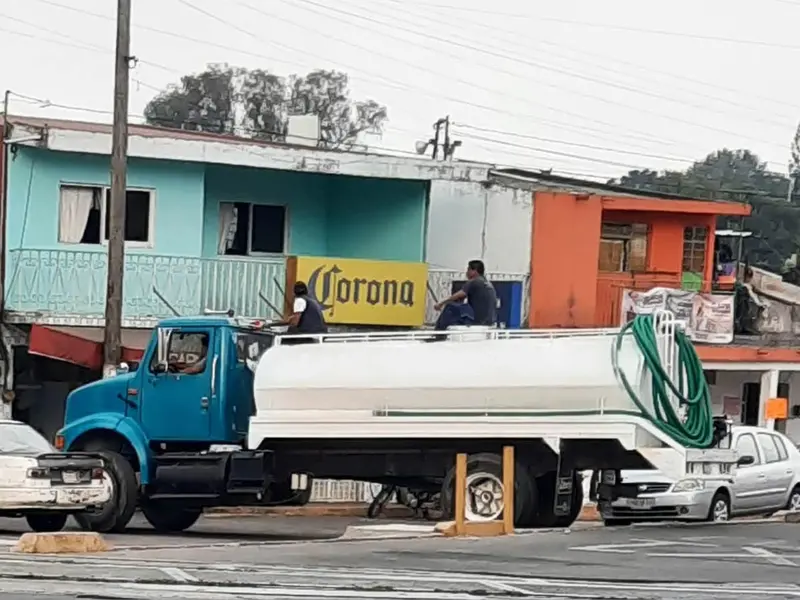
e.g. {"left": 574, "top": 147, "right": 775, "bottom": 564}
{"left": 294, "top": 281, "right": 309, "bottom": 296}
{"left": 467, "top": 260, "right": 485, "bottom": 276}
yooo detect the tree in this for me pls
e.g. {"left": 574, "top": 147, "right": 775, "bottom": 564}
{"left": 610, "top": 149, "right": 800, "bottom": 271}
{"left": 143, "top": 64, "right": 388, "bottom": 149}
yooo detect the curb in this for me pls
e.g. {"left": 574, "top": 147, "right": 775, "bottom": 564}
{"left": 206, "top": 502, "right": 603, "bottom": 521}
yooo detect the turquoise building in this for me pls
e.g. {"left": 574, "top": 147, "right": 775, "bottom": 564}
{"left": 1, "top": 116, "right": 490, "bottom": 370}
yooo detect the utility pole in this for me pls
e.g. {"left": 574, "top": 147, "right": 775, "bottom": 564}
{"left": 431, "top": 117, "right": 445, "bottom": 159}
{"left": 103, "top": 0, "right": 132, "bottom": 378}
{"left": 431, "top": 116, "right": 461, "bottom": 160}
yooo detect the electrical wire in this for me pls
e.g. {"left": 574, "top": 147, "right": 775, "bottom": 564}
{"left": 238, "top": 0, "right": 686, "bottom": 152}
{"left": 284, "top": 0, "right": 791, "bottom": 150}
{"left": 365, "top": 0, "right": 800, "bottom": 52}
{"left": 23, "top": 0, "right": 782, "bottom": 164}
{"left": 371, "top": 0, "right": 800, "bottom": 121}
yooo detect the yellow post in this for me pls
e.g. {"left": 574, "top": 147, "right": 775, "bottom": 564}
{"left": 454, "top": 452, "right": 467, "bottom": 536}
{"left": 502, "top": 445, "right": 515, "bottom": 534}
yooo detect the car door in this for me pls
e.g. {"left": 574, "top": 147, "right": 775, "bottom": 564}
{"left": 756, "top": 432, "right": 794, "bottom": 509}
{"left": 140, "top": 327, "right": 214, "bottom": 442}
{"left": 731, "top": 432, "right": 765, "bottom": 513}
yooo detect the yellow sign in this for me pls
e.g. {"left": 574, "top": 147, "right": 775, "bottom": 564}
{"left": 290, "top": 256, "right": 428, "bottom": 327}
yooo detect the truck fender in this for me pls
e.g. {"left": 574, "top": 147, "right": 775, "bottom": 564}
{"left": 60, "top": 413, "right": 153, "bottom": 484}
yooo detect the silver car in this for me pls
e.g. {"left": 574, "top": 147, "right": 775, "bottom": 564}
{"left": 599, "top": 425, "right": 800, "bottom": 525}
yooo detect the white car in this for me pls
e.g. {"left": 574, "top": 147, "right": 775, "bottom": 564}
{"left": 598, "top": 425, "right": 800, "bottom": 525}
{"left": 0, "top": 419, "right": 112, "bottom": 532}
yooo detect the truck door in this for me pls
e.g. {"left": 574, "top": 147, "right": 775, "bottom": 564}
{"left": 141, "top": 327, "right": 214, "bottom": 442}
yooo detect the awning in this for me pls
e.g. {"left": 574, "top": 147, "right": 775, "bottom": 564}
{"left": 29, "top": 325, "right": 152, "bottom": 371}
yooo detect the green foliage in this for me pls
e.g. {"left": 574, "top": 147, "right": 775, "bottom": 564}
{"left": 609, "top": 149, "right": 800, "bottom": 271}
{"left": 143, "top": 63, "right": 388, "bottom": 149}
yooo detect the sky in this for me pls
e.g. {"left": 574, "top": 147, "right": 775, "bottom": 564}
{"left": 3, "top": 0, "right": 800, "bottom": 180}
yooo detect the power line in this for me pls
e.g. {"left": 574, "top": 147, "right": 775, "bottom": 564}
{"left": 2, "top": 11, "right": 177, "bottom": 75}
{"left": 451, "top": 123, "right": 696, "bottom": 164}
{"left": 365, "top": 1, "right": 800, "bottom": 52}
{"left": 292, "top": 0, "right": 790, "bottom": 149}
{"left": 166, "top": 0, "right": 669, "bottom": 153}
{"left": 237, "top": 0, "right": 688, "bottom": 152}
{"left": 372, "top": 0, "right": 800, "bottom": 120}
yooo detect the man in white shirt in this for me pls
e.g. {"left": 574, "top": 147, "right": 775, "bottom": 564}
{"left": 283, "top": 281, "right": 327, "bottom": 343}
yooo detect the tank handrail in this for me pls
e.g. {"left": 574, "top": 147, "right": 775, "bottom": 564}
{"left": 273, "top": 326, "right": 629, "bottom": 346}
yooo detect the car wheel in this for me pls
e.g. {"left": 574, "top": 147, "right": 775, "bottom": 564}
{"left": 141, "top": 500, "right": 202, "bottom": 533}
{"left": 707, "top": 491, "right": 730, "bottom": 522}
{"left": 25, "top": 512, "right": 68, "bottom": 532}
{"left": 786, "top": 486, "right": 800, "bottom": 512}
{"left": 74, "top": 448, "right": 138, "bottom": 533}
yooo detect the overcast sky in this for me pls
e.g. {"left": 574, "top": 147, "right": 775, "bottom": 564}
{"left": 3, "top": 0, "right": 800, "bottom": 179}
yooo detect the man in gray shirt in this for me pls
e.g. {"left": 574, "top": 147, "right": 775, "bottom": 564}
{"left": 434, "top": 259, "right": 498, "bottom": 326}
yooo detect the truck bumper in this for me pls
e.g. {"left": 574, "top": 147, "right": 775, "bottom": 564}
{"left": 147, "top": 450, "right": 274, "bottom": 505}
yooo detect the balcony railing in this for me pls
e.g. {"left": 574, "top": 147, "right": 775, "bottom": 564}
{"left": 4, "top": 249, "right": 286, "bottom": 325}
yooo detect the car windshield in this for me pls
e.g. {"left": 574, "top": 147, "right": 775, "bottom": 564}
{"left": 0, "top": 422, "right": 54, "bottom": 454}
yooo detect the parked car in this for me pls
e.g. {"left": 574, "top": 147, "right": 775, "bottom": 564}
{"left": 0, "top": 419, "right": 111, "bottom": 532}
{"left": 598, "top": 425, "right": 800, "bottom": 525}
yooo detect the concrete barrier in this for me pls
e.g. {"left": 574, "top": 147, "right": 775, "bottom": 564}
{"left": 13, "top": 532, "right": 109, "bottom": 554}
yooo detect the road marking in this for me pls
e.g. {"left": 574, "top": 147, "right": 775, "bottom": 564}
{"left": 744, "top": 546, "right": 797, "bottom": 567}
{"left": 571, "top": 537, "right": 717, "bottom": 553}
{"left": 159, "top": 567, "right": 199, "bottom": 582}
{"left": 480, "top": 580, "right": 531, "bottom": 595}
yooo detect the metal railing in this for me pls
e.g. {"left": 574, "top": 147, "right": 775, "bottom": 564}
{"left": 5, "top": 248, "right": 286, "bottom": 322}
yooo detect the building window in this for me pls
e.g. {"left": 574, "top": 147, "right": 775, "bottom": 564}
{"left": 598, "top": 223, "right": 648, "bottom": 272}
{"left": 682, "top": 226, "right": 708, "bottom": 273}
{"left": 218, "top": 202, "right": 287, "bottom": 256}
{"left": 58, "top": 185, "right": 154, "bottom": 247}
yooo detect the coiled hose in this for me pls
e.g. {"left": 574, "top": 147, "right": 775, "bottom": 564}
{"left": 612, "top": 314, "right": 714, "bottom": 449}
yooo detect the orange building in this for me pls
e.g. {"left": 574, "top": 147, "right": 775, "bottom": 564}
{"left": 491, "top": 169, "right": 798, "bottom": 439}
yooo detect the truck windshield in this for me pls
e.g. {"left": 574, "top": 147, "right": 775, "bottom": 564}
{"left": 235, "top": 330, "right": 274, "bottom": 363}
{"left": 0, "top": 422, "right": 54, "bottom": 455}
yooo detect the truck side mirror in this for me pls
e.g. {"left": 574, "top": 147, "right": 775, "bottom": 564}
{"left": 153, "top": 362, "right": 168, "bottom": 374}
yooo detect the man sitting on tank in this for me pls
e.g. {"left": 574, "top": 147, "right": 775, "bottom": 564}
{"left": 433, "top": 259, "right": 498, "bottom": 326}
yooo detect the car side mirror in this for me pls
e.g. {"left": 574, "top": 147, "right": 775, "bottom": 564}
{"left": 737, "top": 455, "right": 755, "bottom": 466}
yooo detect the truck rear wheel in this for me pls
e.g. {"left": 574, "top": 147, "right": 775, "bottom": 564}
{"left": 141, "top": 500, "right": 202, "bottom": 532}
{"left": 440, "top": 452, "right": 537, "bottom": 527}
{"left": 74, "top": 447, "right": 138, "bottom": 533}
{"left": 531, "top": 471, "right": 584, "bottom": 528}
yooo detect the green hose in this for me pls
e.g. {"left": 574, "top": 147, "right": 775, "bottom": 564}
{"left": 612, "top": 313, "right": 714, "bottom": 448}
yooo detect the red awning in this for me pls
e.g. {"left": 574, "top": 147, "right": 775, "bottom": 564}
{"left": 29, "top": 325, "right": 152, "bottom": 371}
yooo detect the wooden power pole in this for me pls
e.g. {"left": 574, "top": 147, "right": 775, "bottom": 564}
{"left": 103, "top": 0, "right": 132, "bottom": 378}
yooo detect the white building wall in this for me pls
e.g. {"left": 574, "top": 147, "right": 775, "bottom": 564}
{"left": 707, "top": 370, "right": 800, "bottom": 443}
{"left": 425, "top": 180, "right": 532, "bottom": 274}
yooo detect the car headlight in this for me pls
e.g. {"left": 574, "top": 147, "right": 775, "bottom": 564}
{"left": 672, "top": 479, "right": 704, "bottom": 493}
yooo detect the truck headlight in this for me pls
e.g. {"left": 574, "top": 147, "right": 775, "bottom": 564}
{"left": 672, "top": 479, "right": 704, "bottom": 493}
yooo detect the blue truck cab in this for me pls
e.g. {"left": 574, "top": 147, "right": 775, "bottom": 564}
{"left": 54, "top": 315, "right": 281, "bottom": 533}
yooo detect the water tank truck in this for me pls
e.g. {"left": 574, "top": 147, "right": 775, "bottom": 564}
{"left": 55, "top": 310, "right": 737, "bottom": 532}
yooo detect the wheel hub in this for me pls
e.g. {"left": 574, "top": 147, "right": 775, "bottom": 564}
{"left": 464, "top": 472, "right": 505, "bottom": 522}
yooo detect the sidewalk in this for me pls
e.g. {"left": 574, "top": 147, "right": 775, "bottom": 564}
{"left": 206, "top": 502, "right": 602, "bottom": 521}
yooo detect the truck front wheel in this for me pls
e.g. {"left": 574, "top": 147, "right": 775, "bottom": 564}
{"left": 141, "top": 500, "right": 202, "bottom": 532}
{"left": 74, "top": 448, "right": 138, "bottom": 533}
{"left": 25, "top": 512, "right": 68, "bottom": 532}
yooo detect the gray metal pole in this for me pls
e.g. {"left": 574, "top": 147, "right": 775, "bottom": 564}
{"left": 103, "top": 0, "right": 131, "bottom": 378}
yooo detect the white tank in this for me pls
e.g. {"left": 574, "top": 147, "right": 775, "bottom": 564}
{"left": 252, "top": 329, "right": 650, "bottom": 416}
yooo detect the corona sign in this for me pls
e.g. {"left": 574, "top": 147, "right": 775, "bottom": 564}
{"left": 286, "top": 256, "right": 428, "bottom": 327}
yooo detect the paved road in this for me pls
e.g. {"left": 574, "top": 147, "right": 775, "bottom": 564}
{"left": 1, "top": 518, "right": 799, "bottom": 598}
{"left": 0, "top": 513, "right": 370, "bottom": 549}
